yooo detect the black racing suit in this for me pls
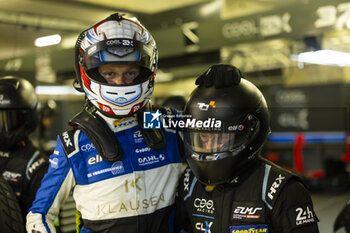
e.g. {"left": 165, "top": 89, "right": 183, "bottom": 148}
{"left": 0, "top": 139, "right": 49, "bottom": 220}
{"left": 175, "top": 156, "right": 319, "bottom": 233}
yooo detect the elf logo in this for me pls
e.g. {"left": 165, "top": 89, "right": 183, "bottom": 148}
{"left": 88, "top": 154, "right": 103, "bottom": 165}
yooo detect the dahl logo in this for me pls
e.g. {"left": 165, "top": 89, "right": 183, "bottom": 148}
{"left": 143, "top": 110, "right": 162, "bottom": 129}
{"left": 138, "top": 154, "right": 165, "bottom": 166}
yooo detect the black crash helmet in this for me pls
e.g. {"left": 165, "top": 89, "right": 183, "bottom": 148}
{"left": 0, "top": 76, "right": 39, "bottom": 150}
{"left": 181, "top": 78, "right": 270, "bottom": 185}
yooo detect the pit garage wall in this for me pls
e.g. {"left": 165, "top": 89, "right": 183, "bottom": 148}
{"left": 260, "top": 83, "right": 350, "bottom": 190}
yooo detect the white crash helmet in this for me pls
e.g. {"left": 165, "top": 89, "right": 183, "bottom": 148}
{"left": 74, "top": 13, "right": 158, "bottom": 117}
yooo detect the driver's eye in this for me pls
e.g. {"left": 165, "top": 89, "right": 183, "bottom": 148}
{"left": 199, "top": 134, "right": 211, "bottom": 143}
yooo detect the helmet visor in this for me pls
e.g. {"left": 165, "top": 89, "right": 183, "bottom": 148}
{"left": 0, "top": 111, "right": 26, "bottom": 133}
{"left": 84, "top": 38, "right": 155, "bottom": 71}
{"left": 186, "top": 132, "right": 234, "bottom": 153}
{"left": 181, "top": 114, "right": 260, "bottom": 156}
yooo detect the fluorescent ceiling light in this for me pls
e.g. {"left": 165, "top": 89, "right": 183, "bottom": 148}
{"left": 35, "top": 86, "right": 84, "bottom": 95}
{"left": 34, "top": 34, "right": 61, "bottom": 47}
{"left": 290, "top": 50, "right": 350, "bottom": 66}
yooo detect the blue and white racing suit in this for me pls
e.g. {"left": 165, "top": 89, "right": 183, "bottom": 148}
{"left": 26, "top": 114, "right": 183, "bottom": 233}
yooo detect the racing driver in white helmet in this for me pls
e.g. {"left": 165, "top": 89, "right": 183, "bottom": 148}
{"left": 26, "top": 13, "right": 183, "bottom": 233}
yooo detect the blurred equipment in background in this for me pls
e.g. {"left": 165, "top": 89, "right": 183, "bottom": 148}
{"left": 334, "top": 200, "right": 350, "bottom": 233}
{"left": 161, "top": 95, "right": 186, "bottom": 111}
{"left": 39, "top": 99, "right": 57, "bottom": 154}
{"left": 0, "top": 76, "right": 49, "bottom": 230}
{"left": 261, "top": 83, "right": 350, "bottom": 192}
{"left": 0, "top": 175, "right": 25, "bottom": 233}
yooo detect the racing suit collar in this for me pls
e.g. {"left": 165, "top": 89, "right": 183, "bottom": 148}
{"left": 95, "top": 111, "right": 138, "bottom": 133}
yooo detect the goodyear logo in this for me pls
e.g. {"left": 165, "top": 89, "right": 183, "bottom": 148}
{"left": 230, "top": 224, "right": 268, "bottom": 233}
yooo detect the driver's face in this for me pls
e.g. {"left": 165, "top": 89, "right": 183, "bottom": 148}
{"left": 98, "top": 63, "right": 140, "bottom": 85}
{"left": 199, "top": 133, "right": 230, "bottom": 150}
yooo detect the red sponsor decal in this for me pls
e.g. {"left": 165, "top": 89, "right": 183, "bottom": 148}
{"left": 98, "top": 103, "right": 115, "bottom": 115}
{"left": 128, "top": 102, "right": 144, "bottom": 115}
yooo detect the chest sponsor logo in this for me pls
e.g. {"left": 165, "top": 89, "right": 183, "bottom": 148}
{"left": 3, "top": 171, "right": 21, "bottom": 182}
{"left": 230, "top": 224, "right": 268, "bottom": 233}
{"left": 87, "top": 161, "right": 125, "bottom": 178}
{"left": 111, "top": 161, "right": 125, "bottom": 175}
{"left": 138, "top": 154, "right": 165, "bottom": 166}
{"left": 135, "top": 147, "right": 151, "bottom": 153}
{"left": 289, "top": 205, "right": 317, "bottom": 227}
{"left": 124, "top": 176, "right": 142, "bottom": 192}
{"left": 97, "top": 192, "right": 165, "bottom": 215}
{"left": 194, "top": 198, "right": 214, "bottom": 214}
{"left": 233, "top": 206, "right": 263, "bottom": 220}
{"left": 87, "top": 154, "right": 103, "bottom": 165}
{"left": 0, "top": 151, "right": 9, "bottom": 158}
{"left": 195, "top": 221, "right": 213, "bottom": 233}
{"left": 133, "top": 130, "right": 143, "bottom": 143}
{"left": 267, "top": 174, "right": 285, "bottom": 200}
{"left": 113, "top": 119, "right": 136, "bottom": 128}
{"left": 81, "top": 143, "right": 95, "bottom": 152}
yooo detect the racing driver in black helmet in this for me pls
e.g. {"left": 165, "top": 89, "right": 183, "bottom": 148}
{"left": 174, "top": 64, "right": 319, "bottom": 233}
{"left": 0, "top": 76, "right": 49, "bottom": 225}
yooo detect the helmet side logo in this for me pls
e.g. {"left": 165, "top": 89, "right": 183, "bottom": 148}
{"left": 128, "top": 102, "right": 144, "bottom": 115}
{"left": 98, "top": 103, "right": 114, "bottom": 115}
{"left": 197, "top": 101, "right": 216, "bottom": 111}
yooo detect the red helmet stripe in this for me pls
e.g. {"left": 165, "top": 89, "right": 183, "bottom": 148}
{"left": 80, "top": 64, "right": 91, "bottom": 91}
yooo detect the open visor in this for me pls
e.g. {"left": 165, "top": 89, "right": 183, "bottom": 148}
{"left": 83, "top": 38, "right": 155, "bottom": 71}
{"left": 0, "top": 111, "right": 27, "bottom": 132}
{"left": 181, "top": 114, "right": 260, "bottom": 157}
